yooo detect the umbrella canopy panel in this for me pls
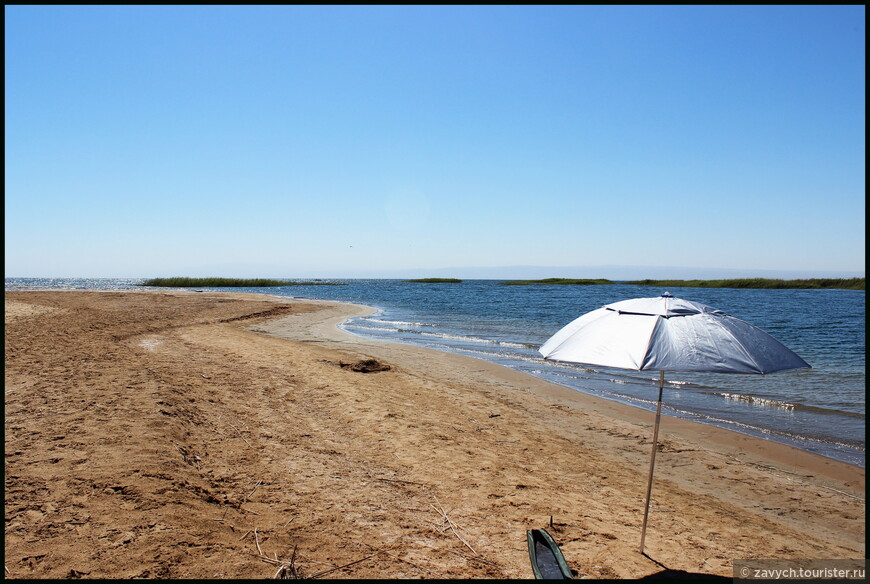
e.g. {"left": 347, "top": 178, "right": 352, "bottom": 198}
{"left": 539, "top": 294, "right": 810, "bottom": 374}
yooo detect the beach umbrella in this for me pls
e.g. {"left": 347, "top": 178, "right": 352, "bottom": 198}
{"left": 538, "top": 292, "right": 810, "bottom": 554}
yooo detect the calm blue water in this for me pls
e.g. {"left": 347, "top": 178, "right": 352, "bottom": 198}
{"left": 6, "top": 278, "right": 865, "bottom": 467}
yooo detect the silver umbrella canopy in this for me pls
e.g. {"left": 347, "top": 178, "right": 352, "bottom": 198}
{"left": 538, "top": 292, "right": 810, "bottom": 554}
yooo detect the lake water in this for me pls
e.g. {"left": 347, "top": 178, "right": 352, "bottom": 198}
{"left": 6, "top": 277, "right": 865, "bottom": 467}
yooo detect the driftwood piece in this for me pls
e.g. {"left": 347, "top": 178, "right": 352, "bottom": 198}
{"left": 432, "top": 496, "right": 477, "bottom": 555}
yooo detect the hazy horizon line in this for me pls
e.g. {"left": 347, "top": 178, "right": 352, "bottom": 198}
{"left": 5, "top": 264, "right": 865, "bottom": 281}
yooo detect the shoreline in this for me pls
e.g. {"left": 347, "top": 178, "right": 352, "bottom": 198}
{"left": 5, "top": 290, "right": 864, "bottom": 578}
{"left": 253, "top": 296, "right": 864, "bottom": 486}
{"left": 263, "top": 294, "right": 864, "bottom": 473}
{"left": 305, "top": 283, "right": 863, "bottom": 468}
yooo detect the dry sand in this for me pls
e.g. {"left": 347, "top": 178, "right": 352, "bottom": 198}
{"left": 4, "top": 290, "right": 864, "bottom": 579}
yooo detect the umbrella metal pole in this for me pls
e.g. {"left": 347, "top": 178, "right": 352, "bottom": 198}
{"left": 639, "top": 370, "right": 665, "bottom": 555}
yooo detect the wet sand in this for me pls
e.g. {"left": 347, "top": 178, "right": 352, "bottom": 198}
{"left": 4, "top": 290, "right": 864, "bottom": 579}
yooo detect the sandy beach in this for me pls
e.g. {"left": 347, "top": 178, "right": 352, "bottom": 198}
{"left": 4, "top": 290, "right": 864, "bottom": 579}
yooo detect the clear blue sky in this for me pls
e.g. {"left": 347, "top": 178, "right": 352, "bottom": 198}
{"left": 5, "top": 5, "right": 865, "bottom": 279}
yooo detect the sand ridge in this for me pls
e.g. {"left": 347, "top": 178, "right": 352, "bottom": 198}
{"left": 4, "top": 291, "right": 864, "bottom": 579}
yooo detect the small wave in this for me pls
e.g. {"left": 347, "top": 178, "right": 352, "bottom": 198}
{"left": 344, "top": 324, "right": 405, "bottom": 334}
{"left": 417, "top": 330, "right": 537, "bottom": 349}
{"left": 420, "top": 331, "right": 498, "bottom": 344}
{"left": 498, "top": 341, "right": 529, "bottom": 349}
{"left": 721, "top": 393, "right": 796, "bottom": 411}
{"left": 422, "top": 343, "right": 532, "bottom": 361}
{"left": 665, "top": 406, "right": 865, "bottom": 452}
{"left": 353, "top": 322, "right": 538, "bottom": 350}
{"left": 364, "top": 318, "right": 436, "bottom": 328}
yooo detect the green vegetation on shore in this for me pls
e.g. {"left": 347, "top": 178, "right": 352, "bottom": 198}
{"left": 501, "top": 278, "right": 615, "bottom": 286}
{"left": 140, "top": 276, "right": 864, "bottom": 290}
{"left": 625, "top": 278, "right": 865, "bottom": 290}
{"left": 498, "top": 277, "right": 863, "bottom": 290}
{"left": 140, "top": 277, "right": 344, "bottom": 287}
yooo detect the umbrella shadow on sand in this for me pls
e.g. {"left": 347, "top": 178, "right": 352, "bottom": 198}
{"left": 638, "top": 553, "right": 730, "bottom": 581}
{"left": 640, "top": 568, "right": 731, "bottom": 581}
